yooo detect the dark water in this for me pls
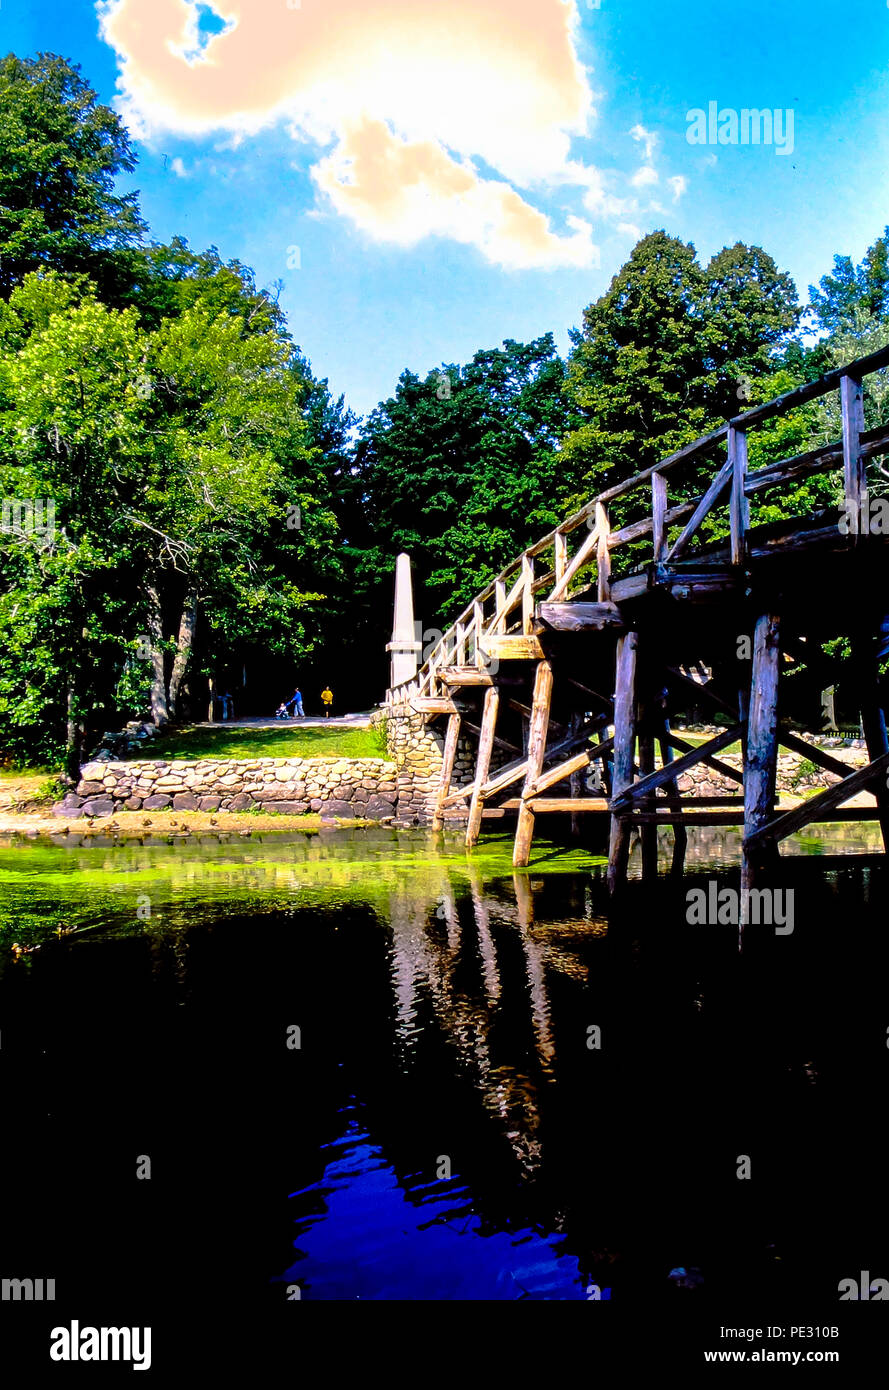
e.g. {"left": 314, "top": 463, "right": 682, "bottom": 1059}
{"left": 1, "top": 824, "right": 887, "bottom": 1364}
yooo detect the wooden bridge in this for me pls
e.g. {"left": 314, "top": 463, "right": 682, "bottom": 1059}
{"left": 386, "top": 345, "right": 889, "bottom": 895}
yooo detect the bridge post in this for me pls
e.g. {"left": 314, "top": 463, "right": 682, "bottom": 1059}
{"left": 467, "top": 686, "right": 500, "bottom": 848}
{"left": 742, "top": 613, "right": 781, "bottom": 912}
{"left": 852, "top": 630, "right": 889, "bottom": 854}
{"left": 608, "top": 630, "right": 639, "bottom": 891}
{"left": 513, "top": 660, "right": 554, "bottom": 867}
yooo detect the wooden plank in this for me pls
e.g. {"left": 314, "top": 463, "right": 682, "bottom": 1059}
{"left": 536, "top": 601, "right": 624, "bottom": 632}
{"left": 597, "top": 423, "right": 730, "bottom": 504}
{"left": 494, "top": 578, "right": 507, "bottom": 634}
{"left": 554, "top": 530, "right": 568, "bottom": 587}
{"left": 596, "top": 502, "right": 611, "bottom": 601}
{"left": 611, "top": 724, "right": 743, "bottom": 810}
{"left": 530, "top": 737, "right": 615, "bottom": 796}
{"left": 665, "top": 458, "right": 733, "bottom": 562}
{"left": 744, "top": 440, "right": 843, "bottom": 496}
{"left": 608, "top": 630, "right": 639, "bottom": 889}
{"left": 841, "top": 373, "right": 866, "bottom": 537}
{"left": 440, "top": 666, "right": 493, "bottom": 687}
{"left": 747, "top": 751, "right": 889, "bottom": 846}
{"left": 729, "top": 342, "right": 889, "bottom": 431}
{"left": 513, "top": 661, "right": 554, "bottom": 867}
{"left": 546, "top": 523, "right": 599, "bottom": 601}
{"left": 778, "top": 729, "right": 851, "bottom": 780}
{"left": 742, "top": 614, "right": 782, "bottom": 903}
{"left": 491, "top": 571, "right": 526, "bottom": 632}
{"left": 665, "top": 731, "right": 742, "bottom": 785}
{"left": 652, "top": 471, "right": 668, "bottom": 562}
{"left": 522, "top": 554, "right": 535, "bottom": 634}
{"left": 729, "top": 426, "right": 749, "bottom": 566}
{"left": 479, "top": 634, "right": 544, "bottom": 661}
{"left": 461, "top": 720, "right": 521, "bottom": 756}
{"left": 853, "top": 633, "right": 889, "bottom": 853}
{"left": 410, "top": 696, "right": 458, "bottom": 716}
{"left": 523, "top": 797, "right": 609, "bottom": 812}
{"left": 432, "top": 712, "right": 462, "bottom": 832}
{"left": 466, "top": 686, "right": 500, "bottom": 848}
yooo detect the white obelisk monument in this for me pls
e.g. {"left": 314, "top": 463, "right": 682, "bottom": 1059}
{"left": 387, "top": 552, "right": 422, "bottom": 691}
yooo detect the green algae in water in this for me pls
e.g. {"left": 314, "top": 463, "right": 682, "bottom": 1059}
{"left": 0, "top": 827, "right": 608, "bottom": 952}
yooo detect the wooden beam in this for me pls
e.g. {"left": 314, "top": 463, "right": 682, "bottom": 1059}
{"left": 778, "top": 729, "right": 850, "bottom": 780}
{"left": 513, "top": 661, "right": 554, "bottom": 867}
{"left": 608, "top": 630, "right": 639, "bottom": 890}
{"left": 841, "top": 373, "right": 867, "bottom": 537}
{"left": 665, "top": 458, "right": 733, "bottom": 561}
{"left": 742, "top": 614, "right": 781, "bottom": 903}
{"left": 522, "top": 554, "right": 535, "bottom": 634}
{"left": 462, "top": 720, "right": 522, "bottom": 755}
{"left": 853, "top": 632, "right": 889, "bottom": 853}
{"left": 652, "top": 471, "right": 668, "bottom": 562}
{"left": 665, "top": 731, "right": 742, "bottom": 784}
{"left": 479, "top": 634, "right": 544, "bottom": 661}
{"left": 466, "top": 686, "right": 500, "bottom": 848}
{"left": 596, "top": 502, "right": 611, "bottom": 601}
{"left": 522, "top": 797, "right": 609, "bottom": 812}
{"left": 747, "top": 751, "right": 889, "bottom": 846}
{"left": 729, "top": 426, "right": 749, "bottom": 566}
{"left": 536, "top": 601, "right": 624, "bottom": 632}
{"left": 611, "top": 724, "right": 743, "bottom": 810}
{"left": 440, "top": 666, "right": 493, "bottom": 687}
{"left": 530, "top": 737, "right": 614, "bottom": 796}
{"left": 432, "top": 712, "right": 461, "bottom": 832}
{"left": 546, "top": 523, "right": 599, "bottom": 601}
{"left": 411, "top": 696, "right": 457, "bottom": 716}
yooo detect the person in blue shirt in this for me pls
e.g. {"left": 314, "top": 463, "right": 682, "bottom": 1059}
{"left": 289, "top": 686, "right": 305, "bottom": 717}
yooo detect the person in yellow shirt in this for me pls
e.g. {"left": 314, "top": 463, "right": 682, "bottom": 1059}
{"left": 321, "top": 686, "right": 334, "bottom": 717}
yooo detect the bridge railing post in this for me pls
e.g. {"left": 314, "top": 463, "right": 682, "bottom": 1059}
{"left": 595, "top": 502, "right": 611, "bottom": 601}
{"left": 841, "top": 373, "right": 866, "bottom": 537}
{"left": 729, "top": 425, "right": 749, "bottom": 565}
{"left": 652, "top": 472, "right": 667, "bottom": 563}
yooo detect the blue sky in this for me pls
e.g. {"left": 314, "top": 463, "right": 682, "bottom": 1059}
{"left": 4, "top": 1, "right": 889, "bottom": 416}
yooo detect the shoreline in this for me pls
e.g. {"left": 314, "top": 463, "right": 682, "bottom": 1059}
{"left": 0, "top": 807, "right": 372, "bottom": 839}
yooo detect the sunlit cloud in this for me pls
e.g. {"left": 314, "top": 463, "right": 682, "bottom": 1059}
{"left": 99, "top": 0, "right": 606, "bottom": 268}
{"left": 99, "top": 1, "right": 689, "bottom": 268}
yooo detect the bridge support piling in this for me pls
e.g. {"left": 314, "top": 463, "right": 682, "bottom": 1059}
{"left": 742, "top": 614, "right": 781, "bottom": 917}
{"left": 608, "top": 630, "right": 639, "bottom": 892}
{"left": 852, "top": 629, "right": 889, "bottom": 854}
{"left": 513, "top": 660, "right": 554, "bottom": 867}
{"left": 467, "top": 687, "right": 500, "bottom": 848}
{"left": 432, "top": 711, "right": 462, "bottom": 832}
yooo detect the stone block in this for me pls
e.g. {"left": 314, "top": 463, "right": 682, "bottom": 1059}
{"left": 199, "top": 796, "right": 221, "bottom": 812}
{"left": 81, "top": 797, "right": 115, "bottom": 817}
{"left": 142, "top": 794, "right": 172, "bottom": 810}
{"left": 172, "top": 793, "right": 202, "bottom": 811}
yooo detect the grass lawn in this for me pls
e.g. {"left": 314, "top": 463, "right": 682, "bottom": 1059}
{"left": 124, "top": 723, "right": 389, "bottom": 762}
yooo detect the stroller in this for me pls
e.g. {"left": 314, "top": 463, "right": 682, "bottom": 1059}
{"left": 275, "top": 702, "right": 290, "bottom": 719}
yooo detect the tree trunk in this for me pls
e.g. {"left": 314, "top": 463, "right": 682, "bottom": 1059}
{"left": 168, "top": 591, "right": 198, "bottom": 722}
{"left": 145, "top": 585, "right": 169, "bottom": 728}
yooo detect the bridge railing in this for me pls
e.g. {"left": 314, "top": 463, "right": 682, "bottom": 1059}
{"left": 388, "top": 343, "right": 889, "bottom": 705}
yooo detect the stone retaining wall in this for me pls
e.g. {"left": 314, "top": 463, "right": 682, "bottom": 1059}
{"left": 54, "top": 756, "right": 400, "bottom": 820}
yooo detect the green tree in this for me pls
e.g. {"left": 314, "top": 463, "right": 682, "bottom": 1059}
{"left": 0, "top": 53, "right": 144, "bottom": 300}
{"left": 351, "top": 335, "right": 578, "bottom": 643}
{"left": 562, "top": 231, "right": 799, "bottom": 506}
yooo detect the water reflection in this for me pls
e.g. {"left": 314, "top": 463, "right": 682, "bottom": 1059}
{"left": 2, "top": 823, "right": 888, "bottom": 1303}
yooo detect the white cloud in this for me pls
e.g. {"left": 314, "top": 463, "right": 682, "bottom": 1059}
{"left": 630, "top": 165, "right": 658, "bottom": 188}
{"left": 170, "top": 155, "right": 188, "bottom": 177}
{"left": 668, "top": 174, "right": 687, "bottom": 202}
{"left": 629, "top": 122, "right": 659, "bottom": 161}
